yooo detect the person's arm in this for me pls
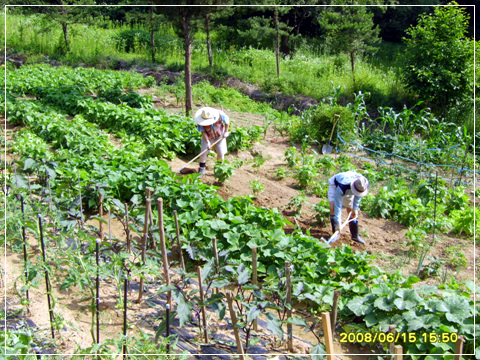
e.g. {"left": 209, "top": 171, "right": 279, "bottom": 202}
{"left": 352, "top": 196, "right": 361, "bottom": 217}
{"left": 221, "top": 112, "right": 230, "bottom": 137}
{"left": 200, "top": 127, "right": 211, "bottom": 149}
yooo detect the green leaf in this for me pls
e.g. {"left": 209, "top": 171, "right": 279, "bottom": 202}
{"left": 310, "top": 343, "right": 327, "bottom": 360}
{"left": 436, "top": 296, "right": 471, "bottom": 324}
{"left": 393, "top": 289, "right": 423, "bottom": 310}
{"left": 246, "top": 304, "right": 262, "bottom": 323}
{"left": 346, "top": 296, "right": 373, "bottom": 316}
{"left": 284, "top": 316, "right": 307, "bottom": 327}
{"left": 172, "top": 289, "right": 193, "bottom": 327}
{"left": 266, "top": 312, "right": 283, "bottom": 341}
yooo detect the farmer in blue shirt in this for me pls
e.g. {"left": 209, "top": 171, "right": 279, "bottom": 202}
{"left": 194, "top": 107, "right": 230, "bottom": 175}
{"left": 328, "top": 171, "right": 369, "bottom": 244}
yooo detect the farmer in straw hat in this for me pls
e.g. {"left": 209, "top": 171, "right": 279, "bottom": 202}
{"left": 328, "top": 171, "right": 369, "bottom": 244}
{"left": 194, "top": 107, "right": 230, "bottom": 175}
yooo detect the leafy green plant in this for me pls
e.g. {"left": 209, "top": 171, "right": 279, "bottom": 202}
{"left": 444, "top": 246, "right": 468, "bottom": 271}
{"left": 249, "top": 180, "right": 264, "bottom": 197}
{"left": 275, "top": 167, "right": 288, "bottom": 179}
{"left": 287, "top": 193, "right": 308, "bottom": 217}
{"left": 214, "top": 161, "right": 234, "bottom": 184}
{"left": 284, "top": 146, "right": 300, "bottom": 168}
{"left": 312, "top": 200, "right": 330, "bottom": 227}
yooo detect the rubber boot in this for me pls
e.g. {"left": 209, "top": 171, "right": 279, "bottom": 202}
{"left": 198, "top": 167, "right": 205, "bottom": 176}
{"left": 330, "top": 216, "right": 340, "bottom": 234}
{"left": 349, "top": 220, "right": 366, "bottom": 244}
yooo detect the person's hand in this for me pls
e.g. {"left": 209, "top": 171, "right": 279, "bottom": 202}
{"left": 223, "top": 131, "right": 230, "bottom": 138}
{"left": 207, "top": 141, "right": 212, "bottom": 150}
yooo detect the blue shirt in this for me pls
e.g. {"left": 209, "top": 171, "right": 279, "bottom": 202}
{"left": 332, "top": 171, "right": 363, "bottom": 222}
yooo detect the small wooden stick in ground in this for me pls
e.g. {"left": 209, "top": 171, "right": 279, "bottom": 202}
{"left": 157, "top": 198, "right": 171, "bottom": 307}
{"left": 197, "top": 266, "right": 208, "bottom": 343}
{"left": 388, "top": 325, "right": 397, "bottom": 354}
{"left": 226, "top": 292, "right": 245, "bottom": 360}
{"left": 454, "top": 335, "right": 465, "bottom": 360}
{"left": 321, "top": 312, "right": 335, "bottom": 360}
{"left": 173, "top": 210, "right": 186, "bottom": 271}
{"left": 394, "top": 344, "right": 403, "bottom": 359}
{"left": 286, "top": 261, "right": 293, "bottom": 352}
{"left": 252, "top": 246, "right": 258, "bottom": 332}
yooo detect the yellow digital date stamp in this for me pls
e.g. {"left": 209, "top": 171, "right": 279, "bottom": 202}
{"left": 339, "top": 332, "right": 459, "bottom": 344}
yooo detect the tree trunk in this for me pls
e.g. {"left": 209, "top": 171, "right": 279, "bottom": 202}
{"left": 206, "top": 13, "right": 213, "bottom": 72}
{"left": 62, "top": 21, "right": 69, "bottom": 52}
{"left": 274, "top": 7, "right": 280, "bottom": 78}
{"left": 150, "top": 6, "right": 156, "bottom": 63}
{"left": 350, "top": 50, "right": 356, "bottom": 83}
{"left": 180, "top": 13, "right": 193, "bottom": 116}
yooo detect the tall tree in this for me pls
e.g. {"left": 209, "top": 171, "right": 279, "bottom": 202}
{"left": 402, "top": 2, "right": 473, "bottom": 115}
{"left": 319, "top": 5, "right": 381, "bottom": 82}
{"left": 155, "top": 2, "right": 231, "bottom": 116}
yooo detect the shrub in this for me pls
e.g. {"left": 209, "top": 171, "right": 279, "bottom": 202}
{"left": 214, "top": 161, "right": 234, "bottom": 184}
{"left": 113, "top": 29, "right": 150, "bottom": 53}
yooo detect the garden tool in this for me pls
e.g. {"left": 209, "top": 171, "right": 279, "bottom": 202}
{"left": 322, "top": 114, "right": 340, "bottom": 154}
{"left": 322, "top": 212, "right": 355, "bottom": 244}
{"left": 177, "top": 136, "right": 224, "bottom": 174}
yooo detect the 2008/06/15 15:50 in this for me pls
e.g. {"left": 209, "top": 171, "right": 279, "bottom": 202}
{"left": 339, "top": 331, "right": 459, "bottom": 344}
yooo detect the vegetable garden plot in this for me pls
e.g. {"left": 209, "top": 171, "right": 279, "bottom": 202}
{"left": 3, "top": 64, "right": 479, "bottom": 359}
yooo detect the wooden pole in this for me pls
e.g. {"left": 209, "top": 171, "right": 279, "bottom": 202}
{"left": 173, "top": 210, "right": 186, "bottom": 271}
{"left": 226, "top": 292, "right": 245, "bottom": 360}
{"left": 252, "top": 246, "right": 258, "bottom": 332}
{"left": 95, "top": 238, "right": 100, "bottom": 344}
{"left": 125, "top": 203, "right": 131, "bottom": 253}
{"left": 20, "top": 195, "right": 29, "bottom": 306}
{"left": 137, "top": 189, "right": 151, "bottom": 303}
{"left": 286, "top": 261, "right": 293, "bottom": 352}
{"left": 108, "top": 210, "right": 112, "bottom": 243}
{"left": 321, "top": 312, "right": 334, "bottom": 360}
{"left": 38, "top": 215, "right": 55, "bottom": 339}
{"left": 78, "top": 170, "right": 84, "bottom": 229}
{"left": 98, "top": 193, "right": 104, "bottom": 241}
{"left": 166, "top": 304, "right": 171, "bottom": 352}
{"left": 157, "top": 198, "right": 172, "bottom": 308}
{"left": 388, "top": 325, "right": 397, "bottom": 354}
{"left": 330, "top": 290, "right": 341, "bottom": 330}
{"left": 197, "top": 266, "right": 209, "bottom": 343}
{"left": 212, "top": 237, "right": 219, "bottom": 295}
{"left": 454, "top": 335, "right": 465, "bottom": 360}
{"left": 123, "top": 273, "right": 128, "bottom": 359}
{"left": 394, "top": 345, "right": 403, "bottom": 360}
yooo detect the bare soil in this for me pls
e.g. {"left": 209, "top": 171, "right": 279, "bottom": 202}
{"left": 2, "top": 96, "right": 477, "bottom": 359}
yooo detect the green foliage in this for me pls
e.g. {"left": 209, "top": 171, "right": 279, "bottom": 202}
{"left": 113, "top": 29, "right": 151, "bottom": 53}
{"left": 214, "top": 161, "right": 234, "bottom": 184}
{"left": 249, "top": 180, "right": 264, "bottom": 196}
{"left": 312, "top": 199, "right": 330, "bottom": 227}
{"left": 402, "top": 3, "right": 473, "bottom": 112}
{"left": 287, "top": 193, "right": 308, "bottom": 217}
{"left": 449, "top": 206, "right": 478, "bottom": 237}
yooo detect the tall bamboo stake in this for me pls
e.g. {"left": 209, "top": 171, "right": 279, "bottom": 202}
{"left": 78, "top": 170, "right": 84, "bottom": 229}
{"left": 226, "top": 292, "right": 245, "bottom": 360}
{"left": 330, "top": 290, "right": 341, "bottom": 330}
{"left": 173, "top": 210, "right": 186, "bottom": 272}
{"left": 98, "top": 194, "right": 104, "bottom": 241}
{"left": 157, "top": 198, "right": 171, "bottom": 307}
{"left": 212, "top": 237, "right": 219, "bottom": 295}
{"left": 286, "top": 261, "right": 293, "bottom": 352}
{"left": 38, "top": 215, "right": 55, "bottom": 339}
{"left": 197, "top": 266, "right": 208, "bottom": 343}
{"left": 252, "top": 246, "right": 258, "bottom": 332}
{"left": 125, "top": 203, "right": 131, "bottom": 253}
{"left": 96, "top": 238, "right": 100, "bottom": 344}
{"left": 123, "top": 273, "right": 128, "bottom": 359}
{"left": 20, "top": 195, "right": 29, "bottom": 306}
{"left": 137, "top": 189, "right": 151, "bottom": 303}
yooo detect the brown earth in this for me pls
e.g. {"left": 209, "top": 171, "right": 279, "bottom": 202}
{"left": 2, "top": 95, "right": 478, "bottom": 359}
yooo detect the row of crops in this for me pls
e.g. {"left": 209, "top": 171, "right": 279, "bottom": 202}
{"left": 3, "top": 64, "right": 479, "bottom": 358}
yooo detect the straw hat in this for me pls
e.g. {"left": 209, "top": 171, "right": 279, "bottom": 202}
{"left": 194, "top": 107, "right": 220, "bottom": 126}
{"left": 351, "top": 176, "right": 369, "bottom": 197}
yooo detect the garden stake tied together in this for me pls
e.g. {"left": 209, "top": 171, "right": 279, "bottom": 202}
{"left": 322, "top": 212, "right": 355, "bottom": 244}
{"left": 177, "top": 135, "right": 225, "bottom": 174}
{"left": 322, "top": 114, "right": 340, "bottom": 154}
